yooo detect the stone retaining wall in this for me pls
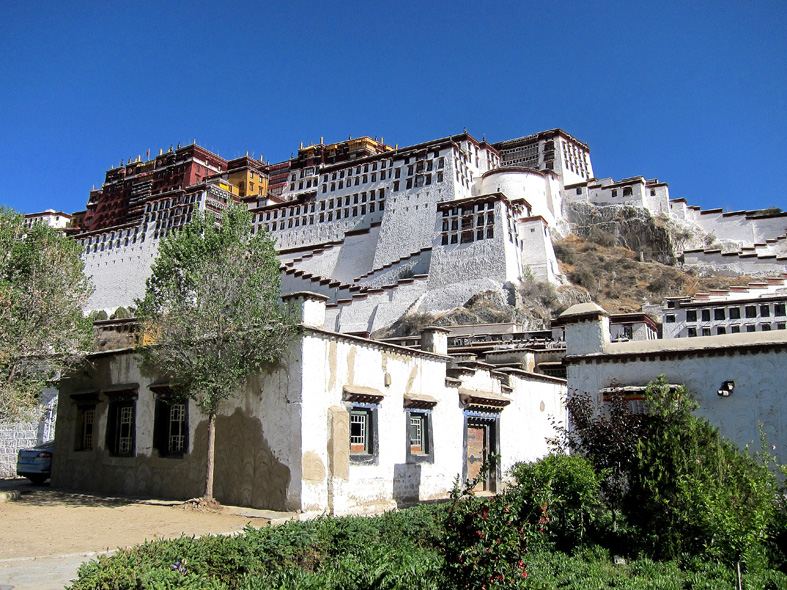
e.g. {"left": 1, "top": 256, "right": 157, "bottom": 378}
{"left": 0, "top": 421, "right": 39, "bottom": 478}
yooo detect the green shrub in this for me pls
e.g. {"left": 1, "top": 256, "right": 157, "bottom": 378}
{"left": 90, "top": 309, "right": 109, "bottom": 321}
{"left": 509, "top": 453, "right": 602, "bottom": 549}
{"left": 441, "top": 463, "right": 533, "bottom": 588}
{"left": 588, "top": 227, "right": 617, "bottom": 248}
{"left": 110, "top": 306, "right": 131, "bottom": 320}
{"left": 70, "top": 507, "right": 448, "bottom": 590}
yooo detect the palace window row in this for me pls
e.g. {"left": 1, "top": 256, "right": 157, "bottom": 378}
{"left": 322, "top": 159, "right": 392, "bottom": 183}
{"left": 322, "top": 169, "right": 394, "bottom": 192}
{"left": 687, "top": 323, "right": 786, "bottom": 337}
{"left": 685, "top": 303, "right": 786, "bottom": 323}
{"left": 259, "top": 191, "right": 387, "bottom": 232}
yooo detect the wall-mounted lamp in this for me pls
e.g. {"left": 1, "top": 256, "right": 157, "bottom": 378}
{"left": 717, "top": 380, "right": 735, "bottom": 397}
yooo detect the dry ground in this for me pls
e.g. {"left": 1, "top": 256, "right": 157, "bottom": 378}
{"left": 0, "top": 480, "right": 266, "bottom": 560}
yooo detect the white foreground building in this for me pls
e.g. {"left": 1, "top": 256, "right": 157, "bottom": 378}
{"left": 51, "top": 294, "right": 566, "bottom": 514}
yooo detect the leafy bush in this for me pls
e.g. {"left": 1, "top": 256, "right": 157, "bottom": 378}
{"left": 518, "top": 275, "right": 566, "bottom": 317}
{"left": 557, "top": 389, "right": 645, "bottom": 531}
{"left": 395, "top": 311, "right": 437, "bottom": 337}
{"left": 441, "top": 466, "right": 531, "bottom": 588}
{"left": 588, "top": 227, "right": 617, "bottom": 248}
{"left": 558, "top": 376, "right": 787, "bottom": 585}
{"left": 110, "top": 306, "right": 131, "bottom": 320}
{"left": 90, "top": 309, "right": 109, "bottom": 321}
{"left": 647, "top": 274, "right": 671, "bottom": 294}
{"left": 508, "top": 453, "right": 602, "bottom": 549}
{"left": 568, "top": 267, "right": 599, "bottom": 293}
{"left": 70, "top": 506, "right": 448, "bottom": 590}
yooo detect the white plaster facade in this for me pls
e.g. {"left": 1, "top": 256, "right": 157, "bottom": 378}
{"left": 494, "top": 129, "right": 594, "bottom": 189}
{"left": 51, "top": 294, "right": 567, "bottom": 514}
{"left": 566, "top": 177, "right": 671, "bottom": 218}
{"left": 24, "top": 210, "right": 72, "bottom": 229}
{"left": 561, "top": 303, "right": 787, "bottom": 465}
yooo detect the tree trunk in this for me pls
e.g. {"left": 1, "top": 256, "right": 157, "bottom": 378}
{"left": 204, "top": 411, "right": 216, "bottom": 501}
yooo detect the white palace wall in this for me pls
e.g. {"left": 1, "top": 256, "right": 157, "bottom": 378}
{"left": 81, "top": 227, "right": 159, "bottom": 313}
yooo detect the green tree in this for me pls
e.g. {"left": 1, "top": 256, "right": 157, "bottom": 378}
{"left": 0, "top": 207, "right": 94, "bottom": 420}
{"left": 136, "top": 206, "right": 296, "bottom": 503}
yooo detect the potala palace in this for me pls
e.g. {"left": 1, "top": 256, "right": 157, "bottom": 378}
{"left": 34, "top": 127, "right": 784, "bottom": 336}
{"left": 12, "top": 129, "right": 787, "bottom": 502}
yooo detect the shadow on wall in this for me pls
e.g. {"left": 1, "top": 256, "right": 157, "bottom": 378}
{"left": 197, "top": 409, "right": 291, "bottom": 511}
{"left": 393, "top": 462, "right": 421, "bottom": 507}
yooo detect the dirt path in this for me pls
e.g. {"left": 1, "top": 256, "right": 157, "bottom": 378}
{"left": 0, "top": 484, "right": 270, "bottom": 560}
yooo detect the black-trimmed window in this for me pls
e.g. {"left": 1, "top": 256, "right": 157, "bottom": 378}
{"left": 729, "top": 307, "right": 741, "bottom": 319}
{"left": 350, "top": 408, "right": 370, "bottom": 452}
{"left": 686, "top": 310, "right": 697, "bottom": 322}
{"left": 106, "top": 400, "right": 136, "bottom": 457}
{"left": 71, "top": 392, "right": 100, "bottom": 451}
{"left": 154, "top": 399, "right": 189, "bottom": 457}
{"left": 407, "top": 410, "right": 434, "bottom": 463}
{"left": 349, "top": 405, "right": 378, "bottom": 464}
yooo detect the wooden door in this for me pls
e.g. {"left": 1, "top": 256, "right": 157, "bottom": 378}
{"left": 466, "top": 422, "right": 488, "bottom": 491}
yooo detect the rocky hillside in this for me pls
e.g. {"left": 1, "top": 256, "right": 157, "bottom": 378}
{"left": 377, "top": 234, "right": 753, "bottom": 338}
{"left": 554, "top": 235, "right": 752, "bottom": 314}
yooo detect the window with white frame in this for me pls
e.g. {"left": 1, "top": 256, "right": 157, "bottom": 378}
{"left": 78, "top": 407, "right": 95, "bottom": 450}
{"left": 350, "top": 408, "right": 372, "bottom": 454}
{"left": 154, "top": 399, "right": 188, "bottom": 457}
{"left": 405, "top": 398, "right": 435, "bottom": 463}
{"left": 106, "top": 398, "right": 136, "bottom": 457}
{"left": 409, "top": 414, "right": 425, "bottom": 453}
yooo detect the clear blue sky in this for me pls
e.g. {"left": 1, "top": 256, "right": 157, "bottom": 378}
{"left": 1, "top": 0, "right": 784, "bottom": 216}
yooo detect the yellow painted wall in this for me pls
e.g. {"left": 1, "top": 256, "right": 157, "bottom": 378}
{"left": 227, "top": 169, "right": 268, "bottom": 197}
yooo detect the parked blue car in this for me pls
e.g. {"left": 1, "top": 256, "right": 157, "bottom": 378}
{"left": 16, "top": 441, "right": 53, "bottom": 484}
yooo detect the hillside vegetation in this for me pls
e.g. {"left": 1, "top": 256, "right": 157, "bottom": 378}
{"left": 554, "top": 235, "right": 752, "bottom": 314}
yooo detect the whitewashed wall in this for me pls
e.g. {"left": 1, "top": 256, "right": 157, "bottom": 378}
{"left": 82, "top": 232, "right": 159, "bottom": 313}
